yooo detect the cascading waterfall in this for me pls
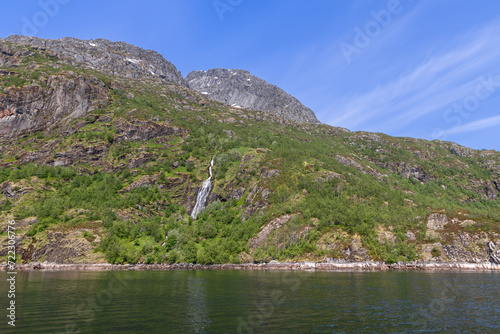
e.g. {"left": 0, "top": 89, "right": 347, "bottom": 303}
{"left": 190, "top": 159, "right": 214, "bottom": 219}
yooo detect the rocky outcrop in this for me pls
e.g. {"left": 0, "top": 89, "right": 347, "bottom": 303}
{"left": 335, "top": 155, "right": 362, "bottom": 168}
{"left": 467, "top": 180, "right": 499, "bottom": 201}
{"left": 440, "top": 232, "right": 490, "bottom": 263}
{"left": 1, "top": 182, "right": 16, "bottom": 199}
{"left": 119, "top": 173, "right": 161, "bottom": 193}
{"left": 341, "top": 235, "right": 371, "bottom": 262}
{"left": 416, "top": 213, "right": 500, "bottom": 263}
{"left": 398, "top": 162, "right": 430, "bottom": 183}
{"left": 250, "top": 214, "right": 295, "bottom": 249}
{"left": 368, "top": 159, "right": 430, "bottom": 183}
{"left": 446, "top": 143, "right": 476, "bottom": 158}
{"left": 0, "top": 43, "right": 28, "bottom": 67}
{"left": 0, "top": 72, "right": 108, "bottom": 136}
{"left": 425, "top": 213, "right": 449, "bottom": 240}
{"left": 314, "top": 171, "right": 344, "bottom": 183}
{"left": 334, "top": 155, "right": 383, "bottom": 178}
{"left": 426, "top": 213, "right": 448, "bottom": 229}
{"left": 488, "top": 241, "right": 500, "bottom": 264}
{"left": 51, "top": 143, "right": 109, "bottom": 167}
{"left": 242, "top": 185, "right": 272, "bottom": 219}
{"left": 186, "top": 68, "right": 319, "bottom": 123}
{"left": 113, "top": 118, "right": 187, "bottom": 142}
{"left": 3, "top": 35, "right": 186, "bottom": 85}
{"left": 0, "top": 229, "right": 104, "bottom": 265}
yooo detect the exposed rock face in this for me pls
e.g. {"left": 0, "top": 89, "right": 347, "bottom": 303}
{"left": 186, "top": 68, "right": 319, "bottom": 123}
{"left": 375, "top": 225, "right": 396, "bottom": 245}
{"left": 446, "top": 143, "right": 476, "bottom": 158}
{"left": 426, "top": 213, "right": 448, "bottom": 229}
{"left": 3, "top": 35, "right": 185, "bottom": 85}
{"left": 398, "top": 163, "right": 430, "bottom": 183}
{"left": 113, "top": 119, "right": 187, "bottom": 142}
{"left": 342, "top": 234, "right": 371, "bottom": 262}
{"left": 440, "top": 232, "right": 490, "bottom": 263}
{"left": 425, "top": 213, "right": 448, "bottom": 240}
{"left": 243, "top": 185, "right": 271, "bottom": 219}
{"left": 369, "top": 159, "right": 430, "bottom": 183}
{"left": 50, "top": 142, "right": 109, "bottom": 167}
{"left": 0, "top": 72, "right": 108, "bottom": 136}
{"left": 120, "top": 173, "right": 161, "bottom": 193}
{"left": 488, "top": 241, "right": 500, "bottom": 264}
{"left": 0, "top": 43, "right": 28, "bottom": 67}
{"left": 250, "top": 214, "right": 296, "bottom": 249}
{"left": 468, "top": 180, "right": 499, "bottom": 201}
{"left": 335, "top": 155, "right": 362, "bottom": 169}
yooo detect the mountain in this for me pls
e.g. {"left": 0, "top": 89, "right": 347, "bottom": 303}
{"left": 2, "top": 35, "right": 185, "bottom": 85}
{"left": 186, "top": 68, "right": 319, "bottom": 123}
{"left": 0, "top": 36, "right": 499, "bottom": 267}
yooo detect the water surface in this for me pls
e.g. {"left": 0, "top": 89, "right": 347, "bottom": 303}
{"left": 0, "top": 270, "right": 499, "bottom": 333}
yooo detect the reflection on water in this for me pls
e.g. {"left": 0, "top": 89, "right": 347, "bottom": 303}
{"left": 187, "top": 276, "right": 210, "bottom": 333}
{"left": 0, "top": 270, "right": 499, "bottom": 333}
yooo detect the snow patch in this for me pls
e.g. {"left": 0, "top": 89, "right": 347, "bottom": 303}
{"left": 201, "top": 92, "right": 209, "bottom": 95}
{"left": 126, "top": 58, "right": 140, "bottom": 64}
{"left": 89, "top": 43, "right": 97, "bottom": 47}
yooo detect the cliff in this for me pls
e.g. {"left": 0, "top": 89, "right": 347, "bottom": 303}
{"left": 186, "top": 68, "right": 319, "bottom": 123}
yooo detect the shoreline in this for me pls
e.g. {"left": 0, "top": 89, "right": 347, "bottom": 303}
{"left": 2, "top": 261, "right": 500, "bottom": 272}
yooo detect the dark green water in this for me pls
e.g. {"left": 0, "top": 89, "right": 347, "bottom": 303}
{"left": 0, "top": 270, "right": 499, "bottom": 333}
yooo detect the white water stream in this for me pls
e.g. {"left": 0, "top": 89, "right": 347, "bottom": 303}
{"left": 190, "top": 159, "right": 214, "bottom": 219}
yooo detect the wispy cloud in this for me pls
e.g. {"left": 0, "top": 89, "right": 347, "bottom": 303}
{"left": 279, "top": 0, "right": 426, "bottom": 109}
{"left": 441, "top": 115, "right": 500, "bottom": 136}
{"left": 324, "top": 17, "right": 500, "bottom": 132}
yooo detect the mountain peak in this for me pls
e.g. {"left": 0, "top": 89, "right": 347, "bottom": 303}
{"left": 3, "top": 35, "right": 186, "bottom": 85}
{"left": 186, "top": 68, "right": 319, "bottom": 123}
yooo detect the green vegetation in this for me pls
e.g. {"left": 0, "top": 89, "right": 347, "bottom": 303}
{"left": 0, "top": 46, "right": 499, "bottom": 265}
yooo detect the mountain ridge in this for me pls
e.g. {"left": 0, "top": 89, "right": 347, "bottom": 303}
{"left": 186, "top": 68, "right": 320, "bottom": 124}
{"left": 1, "top": 35, "right": 320, "bottom": 124}
{"left": 2, "top": 35, "right": 186, "bottom": 85}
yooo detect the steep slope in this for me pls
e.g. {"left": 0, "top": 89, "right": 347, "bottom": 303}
{"left": 0, "top": 38, "right": 500, "bottom": 267}
{"left": 0, "top": 71, "right": 109, "bottom": 137}
{"left": 186, "top": 68, "right": 319, "bottom": 123}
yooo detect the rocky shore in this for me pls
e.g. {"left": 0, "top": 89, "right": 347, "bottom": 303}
{"left": 3, "top": 260, "right": 500, "bottom": 272}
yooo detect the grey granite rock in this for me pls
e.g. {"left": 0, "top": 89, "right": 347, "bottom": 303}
{"left": 0, "top": 73, "right": 108, "bottom": 137}
{"left": 4, "top": 35, "right": 185, "bottom": 85}
{"left": 186, "top": 68, "right": 319, "bottom": 123}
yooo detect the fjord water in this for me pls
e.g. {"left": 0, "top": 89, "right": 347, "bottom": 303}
{"left": 1, "top": 270, "right": 499, "bottom": 333}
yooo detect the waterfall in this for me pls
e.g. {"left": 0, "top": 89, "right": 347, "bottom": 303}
{"left": 191, "top": 159, "right": 214, "bottom": 219}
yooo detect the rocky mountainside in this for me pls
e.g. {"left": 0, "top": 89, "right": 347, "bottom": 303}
{"left": 0, "top": 70, "right": 109, "bottom": 137}
{"left": 186, "top": 68, "right": 319, "bottom": 123}
{"left": 0, "top": 37, "right": 500, "bottom": 267}
{"left": 2, "top": 35, "right": 185, "bottom": 85}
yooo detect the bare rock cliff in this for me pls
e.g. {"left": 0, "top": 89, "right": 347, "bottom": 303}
{"left": 186, "top": 68, "right": 319, "bottom": 123}
{"left": 0, "top": 71, "right": 108, "bottom": 137}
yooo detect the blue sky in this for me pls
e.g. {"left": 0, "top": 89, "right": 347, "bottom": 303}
{"left": 1, "top": 0, "right": 499, "bottom": 150}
